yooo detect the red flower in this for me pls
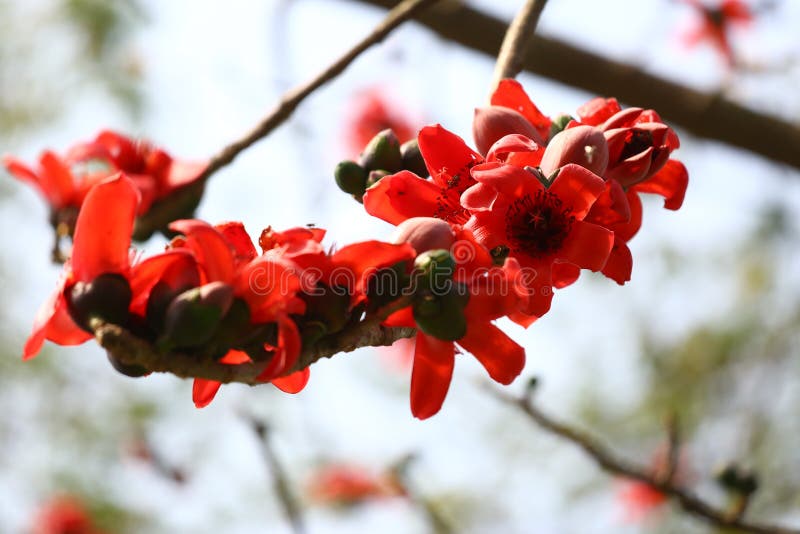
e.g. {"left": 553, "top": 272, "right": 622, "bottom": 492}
{"left": 363, "top": 124, "right": 482, "bottom": 225}
{"left": 306, "top": 464, "right": 404, "bottom": 506}
{"left": 488, "top": 79, "right": 552, "bottom": 143}
{"left": 386, "top": 227, "right": 527, "bottom": 419}
{"left": 23, "top": 173, "right": 195, "bottom": 360}
{"left": 30, "top": 495, "right": 102, "bottom": 534}
{"left": 344, "top": 87, "right": 416, "bottom": 154}
{"left": 680, "top": 0, "right": 752, "bottom": 65}
{"left": 3, "top": 130, "right": 206, "bottom": 236}
{"left": 462, "top": 163, "right": 614, "bottom": 317}
{"left": 617, "top": 481, "right": 669, "bottom": 522}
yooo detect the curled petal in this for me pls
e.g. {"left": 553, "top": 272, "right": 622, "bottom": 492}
{"left": 559, "top": 221, "right": 614, "bottom": 272}
{"left": 602, "top": 239, "right": 633, "bottom": 285}
{"left": 632, "top": 159, "right": 688, "bottom": 210}
{"left": 273, "top": 368, "right": 310, "bottom": 394}
{"left": 169, "top": 219, "right": 236, "bottom": 283}
{"left": 549, "top": 164, "right": 606, "bottom": 219}
{"left": 39, "top": 151, "right": 78, "bottom": 208}
{"left": 417, "top": 124, "right": 481, "bottom": 188}
{"left": 193, "top": 379, "right": 222, "bottom": 409}
{"left": 576, "top": 97, "right": 621, "bottom": 126}
{"left": 215, "top": 221, "right": 257, "bottom": 263}
{"left": 490, "top": 79, "right": 551, "bottom": 141}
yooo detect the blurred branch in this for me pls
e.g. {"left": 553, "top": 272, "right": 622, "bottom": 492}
{"left": 194, "top": 0, "right": 439, "bottom": 185}
{"left": 491, "top": 0, "right": 548, "bottom": 92}
{"left": 352, "top": 0, "right": 800, "bottom": 172}
{"left": 486, "top": 384, "right": 800, "bottom": 534}
{"left": 244, "top": 416, "right": 305, "bottom": 534}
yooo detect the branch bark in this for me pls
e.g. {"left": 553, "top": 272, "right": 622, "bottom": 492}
{"left": 193, "top": 0, "right": 439, "bottom": 185}
{"left": 491, "top": 0, "right": 549, "bottom": 92}
{"left": 352, "top": 0, "right": 800, "bottom": 171}
{"left": 487, "top": 385, "right": 800, "bottom": 534}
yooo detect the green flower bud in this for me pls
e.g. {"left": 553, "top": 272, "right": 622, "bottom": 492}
{"left": 359, "top": 129, "right": 403, "bottom": 173}
{"left": 67, "top": 273, "right": 132, "bottom": 333}
{"left": 548, "top": 113, "right": 575, "bottom": 140}
{"left": 158, "top": 282, "right": 234, "bottom": 351}
{"left": 400, "top": 139, "right": 429, "bottom": 178}
{"left": 413, "top": 289, "right": 468, "bottom": 341}
{"left": 334, "top": 160, "right": 368, "bottom": 195}
{"left": 414, "top": 249, "right": 457, "bottom": 290}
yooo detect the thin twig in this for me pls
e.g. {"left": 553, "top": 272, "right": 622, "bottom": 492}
{"left": 244, "top": 416, "right": 305, "bottom": 534}
{"left": 491, "top": 0, "right": 548, "bottom": 92}
{"left": 486, "top": 385, "right": 800, "bottom": 534}
{"left": 194, "top": 0, "right": 439, "bottom": 184}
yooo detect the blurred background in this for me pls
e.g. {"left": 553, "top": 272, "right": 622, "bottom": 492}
{"left": 1, "top": 0, "right": 799, "bottom": 532}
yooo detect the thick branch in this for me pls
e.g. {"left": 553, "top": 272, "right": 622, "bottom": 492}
{"left": 352, "top": 0, "right": 800, "bottom": 171}
{"left": 487, "top": 386, "right": 800, "bottom": 534}
{"left": 491, "top": 0, "right": 549, "bottom": 91}
{"left": 92, "top": 318, "right": 414, "bottom": 385}
{"left": 194, "top": 0, "right": 439, "bottom": 184}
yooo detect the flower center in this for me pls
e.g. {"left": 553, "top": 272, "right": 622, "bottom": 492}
{"left": 619, "top": 129, "right": 654, "bottom": 161}
{"left": 505, "top": 191, "right": 574, "bottom": 258}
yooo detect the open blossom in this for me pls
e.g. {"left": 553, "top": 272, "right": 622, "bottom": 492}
{"left": 680, "top": 0, "right": 752, "bottom": 65}
{"left": 306, "top": 464, "right": 405, "bottom": 507}
{"left": 363, "top": 124, "right": 482, "bottom": 225}
{"left": 3, "top": 130, "right": 207, "bottom": 239}
{"left": 344, "top": 87, "right": 416, "bottom": 154}
{"left": 387, "top": 219, "right": 527, "bottom": 419}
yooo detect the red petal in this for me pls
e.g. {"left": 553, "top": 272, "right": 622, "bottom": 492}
{"left": 219, "top": 349, "right": 252, "bottom": 364}
{"left": 72, "top": 174, "right": 139, "bottom": 282}
{"left": 458, "top": 322, "right": 524, "bottom": 385}
{"left": 552, "top": 262, "right": 581, "bottom": 289}
{"left": 559, "top": 221, "right": 614, "bottom": 271}
{"left": 602, "top": 239, "right": 633, "bottom": 285}
{"left": 169, "top": 219, "right": 236, "bottom": 283}
{"left": 272, "top": 368, "right": 310, "bottom": 394}
{"left": 490, "top": 79, "right": 551, "bottom": 141}
{"left": 193, "top": 379, "right": 222, "bottom": 408}
{"left": 3, "top": 155, "right": 42, "bottom": 190}
{"left": 384, "top": 307, "right": 416, "bottom": 328}
{"left": 256, "top": 317, "right": 302, "bottom": 381}
{"left": 632, "top": 159, "right": 688, "bottom": 210}
{"left": 471, "top": 162, "right": 541, "bottom": 198}
{"left": 128, "top": 249, "right": 199, "bottom": 315}
{"left": 215, "top": 221, "right": 257, "bottom": 263}
{"left": 576, "top": 97, "right": 621, "bottom": 126}
{"left": 363, "top": 171, "right": 441, "bottom": 225}
{"left": 332, "top": 241, "right": 415, "bottom": 295}
{"left": 165, "top": 160, "right": 207, "bottom": 192}
{"left": 39, "top": 151, "right": 78, "bottom": 207}
{"left": 548, "top": 164, "right": 606, "bottom": 219}
{"left": 417, "top": 125, "right": 481, "bottom": 188}
{"left": 23, "top": 288, "right": 90, "bottom": 360}
{"left": 410, "top": 333, "right": 455, "bottom": 420}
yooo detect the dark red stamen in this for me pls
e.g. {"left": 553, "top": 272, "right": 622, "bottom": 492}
{"left": 505, "top": 191, "right": 574, "bottom": 258}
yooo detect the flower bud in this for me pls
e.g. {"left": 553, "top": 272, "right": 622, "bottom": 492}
{"left": 359, "top": 129, "right": 403, "bottom": 173}
{"left": 67, "top": 273, "right": 132, "bottom": 332}
{"left": 548, "top": 113, "right": 574, "bottom": 139}
{"left": 400, "top": 139, "right": 429, "bottom": 178}
{"left": 714, "top": 463, "right": 759, "bottom": 496}
{"left": 473, "top": 106, "right": 543, "bottom": 156}
{"left": 391, "top": 217, "right": 455, "bottom": 254}
{"left": 334, "top": 160, "right": 368, "bottom": 195}
{"left": 414, "top": 249, "right": 456, "bottom": 281}
{"left": 159, "top": 282, "right": 234, "bottom": 350}
{"left": 413, "top": 289, "right": 469, "bottom": 341}
{"left": 106, "top": 352, "right": 149, "bottom": 378}
{"left": 540, "top": 125, "right": 609, "bottom": 177}
{"left": 365, "top": 169, "right": 390, "bottom": 189}
{"left": 301, "top": 286, "right": 352, "bottom": 335}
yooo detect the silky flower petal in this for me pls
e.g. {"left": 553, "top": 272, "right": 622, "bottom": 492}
{"left": 410, "top": 333, "right": 455, "bottom": 420}
{"left": 548, "top": 164, "right": 606, "bottom": 219}
{"left": 193, "top": 379, "right": 222, "bottom": 408}
{"left": 558, "top": 221, "right": 614, "bottom": 272}
{"left": 458, "top": 322, "right": 524, "bottom": 385}
{"left": 39, "top": 151, "right": 78, "bottom": 207}
{"left": 490, "top": 79, "right": 551, "bottom": 141}
{"left": 602, "top": 239, "right": 633, "bottom": 285}
{"left": 632, "top": 159, "right": 688, "bottom": 210}
{"left": 169, "top": 219, "right": 236, "bottom": 283}
{"left": 72, "top": 174, "right": 140, "bottom": 282}
{"left": 272, "top": 368, "right": 310, "bottom": 394}
{"left": 363, "top": 171, "right": 442, "bottom": 225}
{"left": 417, "top": 124, "right": 481, "bottom": 188}
{"left": 215, "top": 221, "right": 257, "bottom": 263}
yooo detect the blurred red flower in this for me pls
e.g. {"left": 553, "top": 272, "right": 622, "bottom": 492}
{"left": 344, "top": 87, "right": 416, "bottom": 154}
{"left": 307, "top": 464, "right": 405, "bottom": 507}
{"left": 30, "top": 495, "right": 103, "bottom": 534}
{"left": 680, "top": 0, "right": 753, "bottom": 65}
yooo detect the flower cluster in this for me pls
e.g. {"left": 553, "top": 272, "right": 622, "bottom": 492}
{"left": 25, "top": 173, "right": 416, "bottom": 408}
{"left": 22, "top": 79, "right": 688, "bottom": 421}
{"left": 3, "top": 130, "right": 208, "bottom": 244}
{"left": 347, "top": 79, "right": 688, "bottom": 416}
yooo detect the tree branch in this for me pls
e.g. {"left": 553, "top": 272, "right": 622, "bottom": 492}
{"left": 491, "top": 0, "right": 549, "bottom": 92}
{"left": 91, "top": 315, "right": 414, "bottom": 385}
{"left": 486, "top": 384, "right": 800, "bottom": 534}
{"left": 352, "top": 0, "right": 800, "bottom": 171}
{"left": 194, "top": 0, "right": 439, "bottom": 185}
